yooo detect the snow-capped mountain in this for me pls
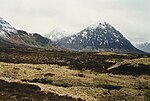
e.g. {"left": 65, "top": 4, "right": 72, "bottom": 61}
{"left": 0, "top": 17, "right": 17, "bottom": 34}
{"left": 57, "top": 22, "right": 144, "bottom": 53}
{"left": 0, "top": 17, "right": 18, "bottom": 40}
{"left": 46, "top": 28, "right": 73, "bottom": 41}
{"left": 0, "top": 17, "right": 58, "bottom": 50}
{"left": 135, "top": 42, "right": 150, "bottom": 53}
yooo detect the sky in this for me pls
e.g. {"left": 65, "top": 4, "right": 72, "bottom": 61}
{"left": 0, "top": 0, "right": 150, "bottom": 43}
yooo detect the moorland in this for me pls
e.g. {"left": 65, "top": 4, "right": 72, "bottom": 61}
{"left": 0, "top": 48, "right": 150, "bottom": 101}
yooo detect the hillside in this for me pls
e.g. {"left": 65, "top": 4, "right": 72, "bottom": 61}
{"left": 0, "top": 17, "right": 58, "bottom": 50}
{"left": 56, "top": 22, "right": 144, "bottom": 53}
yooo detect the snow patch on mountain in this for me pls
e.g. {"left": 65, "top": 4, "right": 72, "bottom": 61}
{"left": 0, "top": 31, "right": 9, "bottom": 39}
{"left": 87, "top": 22, "right": 113, "bottom": 31}
{"left": 88, "top": 23, "right": 99, "bottom": 30}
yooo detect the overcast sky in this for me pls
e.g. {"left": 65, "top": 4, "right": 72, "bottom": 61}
{"left": 0, "top": 0, "right": 150, "bottom": 43}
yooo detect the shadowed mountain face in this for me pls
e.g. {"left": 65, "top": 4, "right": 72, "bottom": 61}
{"left": 56, "top": 22, "right": 144, "bottom": 53}
{"left": 0, "top": 17, "right": 58, "bottom": 50}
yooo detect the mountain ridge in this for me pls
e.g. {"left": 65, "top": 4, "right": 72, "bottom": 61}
{"left": 46, "top": 28, "right": 74, "bottom": 41}
{"left": 0, "top": 17, "right": 58, "bottom": 50}
{"left": 0, "top": 17, "right": 146, "bottom": 53}
{"left": 56, "top": 22, "right": 145, "bottom": 53}
{"left": 135, "top": 42, "right": 150, "bottom": 53}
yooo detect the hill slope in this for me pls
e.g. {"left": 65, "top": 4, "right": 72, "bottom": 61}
{"left": 0, "top": 17, "right": 58, "bottom": 50}
{"left": 57, "top": 22, "right": 144, "bottom": 53}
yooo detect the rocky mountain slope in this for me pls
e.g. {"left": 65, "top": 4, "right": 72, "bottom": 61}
{"left": 56, "top": 22, "right": 144, "bottom": 53}
{"left": 0, "top": 17, "right": 58, "bottom": 50}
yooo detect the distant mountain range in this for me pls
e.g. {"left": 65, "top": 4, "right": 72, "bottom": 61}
{"left": 0, "top": 17, "right": 145, "bottom": 53}
{"left": 135, "top": 42, "right": 150, "bottom": 53}
{"left": 0, "top": 17, "right": 58, "bottom": 50}
{"left": 46, "top": 28, "right": 73, "bottom": 41}
{"left": 56, "top": 22, "right": 144, "bottom": 53}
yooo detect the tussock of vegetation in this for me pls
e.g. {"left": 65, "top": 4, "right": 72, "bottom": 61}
{"left": 0, "top": 79, "right": 83, "bottom": 101}
{"left": 22, "top": 78, "right": 53, "bottom": 84}
{"left": 144, "top": 89, "right": 150, "bottom": 101}
{"left": 96, "top": 84, "right": 122, "bottom": 90}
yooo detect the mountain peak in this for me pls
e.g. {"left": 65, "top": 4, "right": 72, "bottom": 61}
{"left": 135, "top": 42, "right": 150, "bottom": 53}
{"left": 0, "top": 17, "right": 17, "bottom": 34}
{"left": 87, "top": 22, "right": 113, "bottom": 31}
{"left": 47, "top": 28, "right": 74, "bottom": 41}
{"left": 56, "top": 22, "right": 144, "bottom": 53}
{"left": 0, "top": 17, "right": 58, "bottom": 50}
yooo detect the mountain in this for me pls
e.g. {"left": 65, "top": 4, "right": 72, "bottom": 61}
{"left": 46, "top": 28, "right": 73, "bottom": 41}
{"left": 56, "top": 22, "right": 144, "bottom": 53}
{"left": 0, "top": 17, "right": 58, "bottom": 50}
{"left": 0, "top": 17, "right": 17, "bottom": 34}
{"left": 135, "top": 42, "right": 150, "bottom": 53}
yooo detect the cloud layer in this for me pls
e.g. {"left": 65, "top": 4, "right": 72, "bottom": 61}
{"left": 0, "top": 0, "right": 150, "bottom": 43}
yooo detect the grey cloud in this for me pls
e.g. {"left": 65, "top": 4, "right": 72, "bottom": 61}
{"left": 0, "top": 0, "right": 149, "bottom": 42}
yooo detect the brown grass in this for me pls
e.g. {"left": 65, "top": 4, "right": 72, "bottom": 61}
{"left": 0, "top": 48, "right": 150, "bottom": 101}
{"left": 0, "top": 62, "right": 149, "bottom": 101}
